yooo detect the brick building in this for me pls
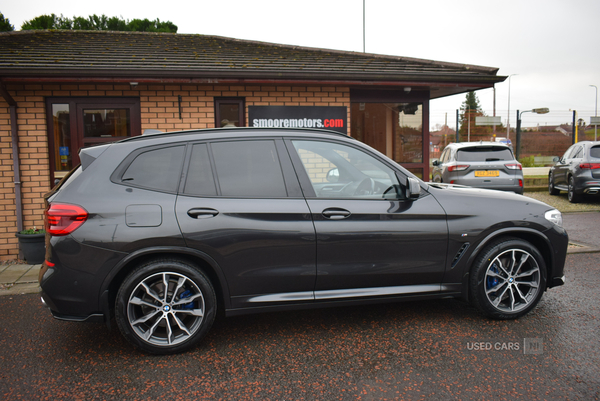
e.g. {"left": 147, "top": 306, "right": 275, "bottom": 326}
{"left": 0, "top": 30, "right": 505, "bottom": 260}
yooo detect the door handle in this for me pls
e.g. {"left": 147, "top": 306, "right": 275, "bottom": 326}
{"left": 322, "top": 208, "right": 351, "bottom": 220}
{"left": 187, "top": 208, "right": 219, "bottom": 219}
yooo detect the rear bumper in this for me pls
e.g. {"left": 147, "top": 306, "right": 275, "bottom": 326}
{"left": 583, "top": 186, "right": 600, "bottom": 195}
{"left": 39, "top": 287, "right": 106, "bottom": 323}
{"left": 453, "top": 182, "right": 524, "bottom": 194}
{"left": 573, "top": 173, "right": 600, "bottom": 195}
{"left": 40, "top": 294, "right": 105, "bottom": 323}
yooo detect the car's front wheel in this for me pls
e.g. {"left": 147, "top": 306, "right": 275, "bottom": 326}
{"left": 470, "top": 237, "right": 547, "bottom": 320}
{"left": 548, "top": 174, "right": 560, "bottom": 195}
{"left": 115, "top": 259, "right": 216, "bottom": 354}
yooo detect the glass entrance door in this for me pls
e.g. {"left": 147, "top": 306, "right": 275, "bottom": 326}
{"left": 46, "top": 98, "right": 141, "bottom": 182}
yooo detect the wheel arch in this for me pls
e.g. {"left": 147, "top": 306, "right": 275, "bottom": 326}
{"left": 100, "top": 247, "right": 231, "bottom": 321}
{"left": 461, "top": 228, "right": 554, "bottom": 303}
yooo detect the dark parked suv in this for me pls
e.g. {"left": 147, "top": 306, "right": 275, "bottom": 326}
{"left": 40, "top": 128, "right": 568, "bottom": 354}
{"left": 548, "top": 141, "right": 600, "bottom": 203}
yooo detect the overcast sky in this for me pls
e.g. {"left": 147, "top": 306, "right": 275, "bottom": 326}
{"left": 4, "top": 0, "right": 600, "bottom": 130}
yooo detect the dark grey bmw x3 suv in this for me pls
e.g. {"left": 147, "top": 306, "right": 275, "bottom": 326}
{"left": 40, "top": 128, "right": 568, "bottom": 354}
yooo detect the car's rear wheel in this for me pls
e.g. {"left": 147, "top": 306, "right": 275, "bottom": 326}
{"left": 115, "top": 259, "right": 216, "bottom": 354}
{"left": 470, "top": 237, "right": 546, "bottom": 320}
{"left": 567, "top": 176, "right": 581, "bottom": 203}
{"left": 548, "top": 174, "right": 560, "bottom": 195}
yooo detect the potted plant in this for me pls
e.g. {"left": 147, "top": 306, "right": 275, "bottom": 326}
{"left": 15, "top": 227, "right": 45, "bottom": 264}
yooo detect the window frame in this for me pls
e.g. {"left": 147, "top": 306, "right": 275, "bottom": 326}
{"left": 214, "top": 97, "right": 245, "bottom": 128}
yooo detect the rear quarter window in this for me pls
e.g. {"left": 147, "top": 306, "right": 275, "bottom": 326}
{"left": 119, "top": 145, "right": 186, "bottom": 192}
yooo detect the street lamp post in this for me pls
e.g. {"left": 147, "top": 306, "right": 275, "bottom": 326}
{"left": 467, "top": 104, "right": 470, "bottom": 142}
{"left": 515, "top": 108, "right": 549, "bottom": 160}
{"left": 507, "top": 74, "right": 518, "bottom": 140}
{"left": 591, "top": 85, "right": 598, "bottom": 141}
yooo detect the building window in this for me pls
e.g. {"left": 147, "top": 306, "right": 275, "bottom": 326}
{"left": 350, "top": 89, "right": 430, "bottom": 180}
{"left": 215, "top": 97, "right": 245, "bottom": 127}
{"left": 46, "top": 98, "right": 141, "bottom": 182}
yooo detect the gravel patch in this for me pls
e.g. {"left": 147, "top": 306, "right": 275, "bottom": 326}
{"left": 524, "top": 191, "right": 600, "bottom": 213}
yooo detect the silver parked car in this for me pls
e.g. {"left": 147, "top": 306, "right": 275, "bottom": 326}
{"left": 432, "top": 142, "right": 524, "bottom": 194}
{"left": 548, "top": 141, "right": 600, "bottom": 203}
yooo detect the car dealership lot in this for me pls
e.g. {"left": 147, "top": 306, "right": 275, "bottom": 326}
{"left": 1, "top": 252, "right": 599, "bottom": 400}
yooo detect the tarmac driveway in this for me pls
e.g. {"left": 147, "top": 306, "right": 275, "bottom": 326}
{"left": 1, "top": 252, "right": 599, "bottom": 400}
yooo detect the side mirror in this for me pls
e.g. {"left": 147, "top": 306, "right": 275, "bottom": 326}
{"left": 552, "top": 156, "right": 559, "bottom": 163}
{"left": 406, "top": 177, "right": 421, "bottom": 200}
{"left": 432, "top": 159, "right": 440, "bottom": 166}
{"left": 326, "top": 168, "right": 339, "bottom": 183}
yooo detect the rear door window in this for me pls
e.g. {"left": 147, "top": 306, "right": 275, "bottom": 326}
{"left": 210, "top": 140, "right": 287, "bottom": 197}
{"left": 183, "top": 144, "right": 218, "bottom": 196}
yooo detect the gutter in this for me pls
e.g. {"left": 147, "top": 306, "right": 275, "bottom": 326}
{"left": 0, "top": 83, "right": 23, "bottom": 232}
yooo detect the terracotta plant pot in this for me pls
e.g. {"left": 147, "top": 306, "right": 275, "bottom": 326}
{"left": 15, "top": 232, "right": 45, "bottom": 265}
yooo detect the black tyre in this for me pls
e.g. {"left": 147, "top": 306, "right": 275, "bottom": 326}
{"left": 115, "top": 259, "right": 216, "bottom": 354}
{"left": 548, "top": 174, "right": 559, "bottom": 195}
{"left": 567, "top": 176, "right": 581, "bottom": 203}
{"left": 470, "top": 238, "right": 547, "bottom": 320}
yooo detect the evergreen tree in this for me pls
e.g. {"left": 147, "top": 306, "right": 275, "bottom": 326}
{"left": 0, "top": 12, "right": 15, "bottom": 31}
{"left": 458, "top": 91, "right": 498, "bottom": 141}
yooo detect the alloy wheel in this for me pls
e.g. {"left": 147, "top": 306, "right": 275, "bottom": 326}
{"left": 126, "top": 271, "right": 206, "bottom": 347}
{"left": 484, "top": 249, "right": 541, "bottom": 313}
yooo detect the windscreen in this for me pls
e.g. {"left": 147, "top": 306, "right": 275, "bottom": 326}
{"left": 590, "top": 146, "right": 600, "bottom": 159}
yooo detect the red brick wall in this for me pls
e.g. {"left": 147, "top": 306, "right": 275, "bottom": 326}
{"left": 0, "top": 82, "right": 351, "bottom": 261}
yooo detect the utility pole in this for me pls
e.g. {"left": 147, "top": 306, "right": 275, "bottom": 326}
{"left": 591, "top": 85, "right": 598, "bottom": 141}
{"left": 467, "top": 104, "right": 471, "bottom": 142}
{"left": 493, "top": 85, "right": 496, "bottom": 136}
{"left": 456, "top": 109, "right": 459, "bottom": 143}
{"left": 363, "top": 0, "right": 366, "bottom": 53}
{"left": 507, "top": 74, "right": 518, "bottom": 140}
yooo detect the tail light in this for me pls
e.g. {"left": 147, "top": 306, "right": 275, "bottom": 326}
{"left": 45, "top": 203, "right": 88, "bottom": 236}
{"left": 448, "top": 164, "right": 469, "bottom": 172}
{"left": 505, "top": 163, "right": 522, "bottom": 170}
{"left": 579, "top": 163, "right": 600, "bottom": 170}
{"left": 519, "top": 179, "right": 523, "bottom": 187}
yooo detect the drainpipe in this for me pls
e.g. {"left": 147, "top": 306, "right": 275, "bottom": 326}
{"left": 0, "top": 84, "right": 23, "bottom": 232}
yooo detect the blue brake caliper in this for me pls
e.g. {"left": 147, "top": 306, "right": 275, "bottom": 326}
{"left": 178, "top": 289, "right": 195, "bottom": 310}
{"left": 486, "top": 263, "right": 500, "bottom": 291}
